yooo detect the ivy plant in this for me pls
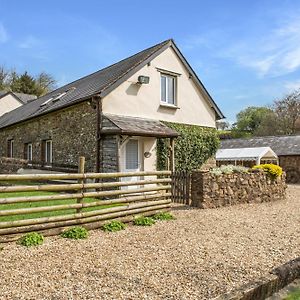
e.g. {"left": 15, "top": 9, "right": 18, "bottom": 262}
{"left": 133, "top": 216, "right": 155, "bottom": 226}
{"left": 17, "top": 232, "right": 44, "bottom": 247}
{"left": 102, "top": 220, "right": 126, "bottom": 232}
{"left": 157, "top": 122, "right": 220, "bottom": 171}
{"left": 152, "top": 212, "right": 175, "bottom": 221}
{"left": 61, "top": 226, "right": 88, "bottom": 239}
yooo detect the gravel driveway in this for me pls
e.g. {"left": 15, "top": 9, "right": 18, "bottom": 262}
{"left": 1, "top": 185, "right": 299, "bottom": 300}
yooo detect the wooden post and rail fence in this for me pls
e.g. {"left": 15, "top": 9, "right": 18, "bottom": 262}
{"left": 0, "top": 157, "right": 172, "bottom": 242}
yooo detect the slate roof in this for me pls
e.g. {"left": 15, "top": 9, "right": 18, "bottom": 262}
{"left": 13, "top": 92, "right": 37, "bottom": 103}
{"left": 102, "top": 114, "right": 179, "bottom": 137}
{"left": 221, "top": 135, "right": 300, "bottom": 156}
{"left": 0, "top": 91, "right": 37, "bottom": 103}
{"left": 0, "top": 39, "right": 224, "bottom": 130}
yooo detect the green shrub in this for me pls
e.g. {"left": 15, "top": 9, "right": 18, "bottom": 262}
{"left": 252, "top": 164, "right": 283, "bottom": 179}
{"left": 18, "top": 232, "right": 44, "bottom": 247}
{"left": 157, "top": 122, "right": 219, "bottom": 171}
{"left": 152, "top": 212, "right": 175, "bottom": 221}
{"left": 102, "top": 220, "right": 126, "bottom": 232}
{"left": 61, "top": 226, "right": 88, "bottom": 239}
{"left": 133, "top": 216, "right": 155, "bottom": 226}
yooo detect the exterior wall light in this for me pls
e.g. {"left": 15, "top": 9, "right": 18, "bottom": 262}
{"left": 138, "top": 75, "right": 150, "bottom": 84}
{"left": 144, "top": 151, "right": 152, "bottom": 158}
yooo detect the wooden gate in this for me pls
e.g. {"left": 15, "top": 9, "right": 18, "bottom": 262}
{"left": 171, "top": 171, "right": 191, "bottom": 205}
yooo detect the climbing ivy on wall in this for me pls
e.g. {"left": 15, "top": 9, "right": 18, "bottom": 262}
{"left": 157, "top": 122, "right": 220, "bottom": 171}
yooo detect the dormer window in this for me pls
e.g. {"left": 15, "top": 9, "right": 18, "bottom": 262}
{"left": 160, "top": 74, "right": 176, "bottom": 105}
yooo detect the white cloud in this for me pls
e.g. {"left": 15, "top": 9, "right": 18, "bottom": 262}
{"left": 18, "top": 35, "right": 41, "bottom": 49}
{"left": 0, "top": 23, "right": 8, "bottom": 43}
{"left": 284, "top": 79, "right": 300, "bottom": 91}
{"left": 224, "top": 17, "right": 300, "bottom": 77}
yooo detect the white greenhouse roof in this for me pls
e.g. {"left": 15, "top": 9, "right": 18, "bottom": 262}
{"left": 216, "top": 147, "right": 278, "bottom": 161}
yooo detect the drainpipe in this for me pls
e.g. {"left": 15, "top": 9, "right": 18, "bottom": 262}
{"left": 95, "top": 95, "right": 102, "bottom": 173}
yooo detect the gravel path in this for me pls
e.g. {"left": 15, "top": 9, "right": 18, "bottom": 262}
{"left": 1, "top": 185, "right": 299, "bottom": 300}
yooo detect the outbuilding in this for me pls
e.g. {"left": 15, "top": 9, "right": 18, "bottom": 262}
{"left": 216, "top": 147, "right": 278, "bottom": 167}
{"left": 221, "top": 135, "right": 300, "bottom": 183}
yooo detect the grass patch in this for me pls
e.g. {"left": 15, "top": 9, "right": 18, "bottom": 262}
{"left": 61, "top": 226, "right": 88, "bottom": 239}
{"left": 152, "top": 212, "right": 175, "bottom": 221}
{"left": 0, "top": 190, "right": 120, "bottom": 222}
{"left": 17, "top": 232, "right": 44, "bottom": 247}
{"left": 283, "top": 287, "right": 300, "bottom": 300}
{"left": 102, "top": 220, "right": 126, "bottom": 232}
{"left": 133, "top": 216, "right": 155, "bottom": 226}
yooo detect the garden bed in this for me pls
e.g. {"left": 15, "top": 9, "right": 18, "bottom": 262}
{"left": 0, "top": 185, "right": 299, "bottom": 299}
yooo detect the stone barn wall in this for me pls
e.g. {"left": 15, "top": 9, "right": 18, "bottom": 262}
{"left": 0, "top": 157, "right": 28, "bottom": 174}
{"left": 191, "top": 170, "right": 287, "bottom": 208}
{"left": 279, "top": 155, "right": 300, "bottom": 184}
{"left": 0, "top": 102, "right": 98, "bottom": 172}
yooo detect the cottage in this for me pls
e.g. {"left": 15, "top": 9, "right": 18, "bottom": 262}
{"left": 0, "top": 39, "right": 224, "bottom": 173}
{"left": 0, "top": 91, "right": 37, "bottom": 117}
{"left": 221, "top": 135, "right": 300, "bottom": 183}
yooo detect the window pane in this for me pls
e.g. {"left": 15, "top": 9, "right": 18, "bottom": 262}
{"left": 161, "top": 76, "right": 166, "bottom": 102}
{"left": 126, "top": 140, "right": 138, "bottom": 169}
{"left": 46, "top": 141, "right": 52, "bottom": 163}
{"left": 28, "top": 144, "right": 32, "bottom": 161}
{"left": 167, "top": 76, "right": 175, "bottom": 104}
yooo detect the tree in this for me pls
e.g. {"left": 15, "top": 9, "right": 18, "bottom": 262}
{"left": 232, "top": 106, "right": 275, "bottom": 137}
{"left": 35, "top": 72, "right": 57, "bottom": 97}
{"left": 216, "top": 120, "right": 230, "bottom": 130}
{"left": 10, "top": 71, "right": 37, "bottom": 95}
{"left": 273, "top": 89, "right": 300, "bottom": 135}
{"left": 0, "top": 65, "right": 57, "bottom": 97}
{"left": 0, "top": 66, "right": 9, "bottom": 90}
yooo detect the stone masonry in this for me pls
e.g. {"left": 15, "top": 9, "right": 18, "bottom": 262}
{"left": 0, "top": 102, "right": 98, "bottom": 172}
{"left": 191, "top": 169, "right": 287, "bottom": 208}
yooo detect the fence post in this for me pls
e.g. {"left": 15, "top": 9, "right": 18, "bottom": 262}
{"left": 76, "top": 156, "right": 85, "bottom": 213}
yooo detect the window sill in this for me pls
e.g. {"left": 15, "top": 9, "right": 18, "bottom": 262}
{"left": 160, "top": 103, "right": 180, "bottom": 109}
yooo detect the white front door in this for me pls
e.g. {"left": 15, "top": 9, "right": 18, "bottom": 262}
{"left": 121, "top": 138, "right": 142, "bottom": 188}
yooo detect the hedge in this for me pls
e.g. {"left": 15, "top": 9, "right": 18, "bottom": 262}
{"left": 157, "top": 122, "right": 220, "bottom": 171}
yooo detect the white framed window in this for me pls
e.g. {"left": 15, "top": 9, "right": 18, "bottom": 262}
{"left": 44, "top": 140, "right": 52, "bottom": 164}
{"left": 125, "top": 139, "right": 139, "bottom": 170}
{"left": 25, "top": 143, "right": 33, "bottom": 161}
{"left": 7, "top": 139, "right": 14, "bottom": 158}
{"left": 160, "top": 74, "right": 176, "bottom": 105}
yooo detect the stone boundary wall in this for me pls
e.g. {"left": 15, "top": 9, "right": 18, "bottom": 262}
{"left": 213, "top": 257, "right": 300, "bottom": 300}
{"left": 0, "top": 157, "right": 28, "bottom": 174}
{"left": 191, "top": 170, "right": 287, "bottom": 208}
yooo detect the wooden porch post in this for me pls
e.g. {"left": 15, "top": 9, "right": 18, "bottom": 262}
{"left": 170, "top": 138, "right": 175, "bottom": 172}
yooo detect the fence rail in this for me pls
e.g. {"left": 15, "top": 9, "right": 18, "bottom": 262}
{"left": 0, "top": 167, "right": 171, "bottom": 242}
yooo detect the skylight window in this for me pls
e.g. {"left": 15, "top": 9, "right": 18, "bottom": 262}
{"left": 39, "top": 87, "right": 75, "bottom": 107}
{"left": 52, "top": 92, "right": 67, "bottom": 102}
{"left": 40, "top": 97, "right": 53, "bottom": 107}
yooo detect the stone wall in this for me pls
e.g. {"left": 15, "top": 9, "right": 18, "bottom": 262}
{"left": 100, "top": 135, "right": 119, "bottom": 173}
{"left": 191, "top": 170, "right": 287, "bottom": 208}
{"left": 0, "top": 102, "right": 98, "bottom": 172}
{"left": 0, "top": 157, "right": 28, "bottom": 174}
{"left": 279, "top": 155, "right": 300, "bottom": 183}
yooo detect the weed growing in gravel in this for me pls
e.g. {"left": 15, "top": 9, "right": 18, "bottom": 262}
{"left": 17, "top": 232, "right": 44, "bottom": 247}
{"left": 133, "top": 216, "right": 155, "bottom": 226}
{"left": 283, "top": 287, "right": 300, "bottom": 300}
{"left": 61, "top": 226, "right": 88, "bottom": 239}
{"left": 152, "top": 212, "right": 175, "bottom": 221}
{"left": 102, "top": 220, "right": 126, "bottom": 232}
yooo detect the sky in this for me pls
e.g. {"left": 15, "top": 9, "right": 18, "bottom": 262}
{"left": 1, "top": 0, "right": 300, "bottom": 122}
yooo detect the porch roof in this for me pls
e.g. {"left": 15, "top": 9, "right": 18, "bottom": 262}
{"left": 102, "top": 114, "right": 179, "bottom": 138}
